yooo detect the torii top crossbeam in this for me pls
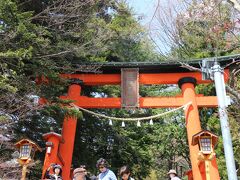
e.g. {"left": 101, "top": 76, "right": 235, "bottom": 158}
{"left": 59, "top": 54, "right": 239, "bottom": 109}
{"left": 68, "top": 53, "right": 239, "bottom": 74}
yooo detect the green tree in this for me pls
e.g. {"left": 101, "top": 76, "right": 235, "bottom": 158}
{"left": 0, "top": 0, "right": 160, "bottom": 179}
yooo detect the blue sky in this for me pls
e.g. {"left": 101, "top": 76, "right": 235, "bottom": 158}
{"left": 127, "top": 0, "right": 171, "bottom": 54}
{"left": 127, "top": 0, "right": 156, "bottom": 25}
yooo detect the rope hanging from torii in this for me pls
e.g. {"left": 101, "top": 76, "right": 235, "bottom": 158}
{"left": 70, "top": 101, "right": 192, "bottom": 122}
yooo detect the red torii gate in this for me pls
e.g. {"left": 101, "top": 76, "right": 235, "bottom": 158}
{"left": 40, "top": 60, "right": 231, "bottom": 180}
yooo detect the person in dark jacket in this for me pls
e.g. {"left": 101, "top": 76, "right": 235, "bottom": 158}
{"left": 45, "top": 164, "right": 62, "bottom": 180}
{"left": 119, "top": 166, "right": 134, "bottom": 180}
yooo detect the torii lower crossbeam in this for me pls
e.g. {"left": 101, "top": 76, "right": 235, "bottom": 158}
{"left": 60, "top": 95, "right": 218, "bottom": 108}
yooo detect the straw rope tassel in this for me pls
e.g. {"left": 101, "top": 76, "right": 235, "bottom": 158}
{"left": 137, "top": 120, "right": 141, "bottom": 127}
{"left": 109, "top": 119, "right": 113, "bottom": 126}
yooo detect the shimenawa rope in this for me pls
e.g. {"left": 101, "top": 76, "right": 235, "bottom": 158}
{"left": 70, "top": 101, "right": 192, "bottom": 122}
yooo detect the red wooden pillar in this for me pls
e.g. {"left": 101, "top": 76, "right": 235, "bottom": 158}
{"left": 179, "top": 77, "right": 220, "bottom": 180}
{"left": 42, "top": 132, "right": 62, "bottom": 179}
{"left": 179, "top": 77, "right": 203, "bottom": 179}
{"left": 59, "top": 115, "right": 77, "bottom": 180}
{"left": 58, "top": 82, "right": 81, "bottom": 180}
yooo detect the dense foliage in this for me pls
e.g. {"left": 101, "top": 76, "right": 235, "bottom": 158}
{"left": 0, "top": 0, "right": 160, "bottom": 179}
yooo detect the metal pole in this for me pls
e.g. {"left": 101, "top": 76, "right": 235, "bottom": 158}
{"left": 211, "top": 62, "right": 238, "bottom": 180}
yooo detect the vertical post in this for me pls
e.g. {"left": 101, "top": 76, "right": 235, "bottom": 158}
{"left": 21, "top": 164, "right": 27, "bottom": 180}
{"left": 58, "top": 82, "right": 81, "bottom": 180}
{"left": 205, "top": 161, "right": 210, "bottom": 180}
{"left": 179, "top": 77, "right": 203, "bottom": 180}
{"left": 59, "top": 115, "right": 77, "bottom": 180}
{"left": 41, "top": 132, "right": 62, "bottom": 179}
{"left": 179, "top": 77, "right": 220, "bottom": 180}
{"left": 212, "top": 63, "right": 238, "bottom": 180}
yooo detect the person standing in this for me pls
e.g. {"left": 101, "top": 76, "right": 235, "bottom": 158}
{"left": 119, "top": 166, "right": 134, "bottom": 180}
{"left": 73, "top": 165, "right": 91, "bottom": 180}
{"left": 44, "top": 164, "right": 62, "bottom": 180}
{"left": 167, "top": 169, "right": 181, "bottom": 180}
{"left": 96, "top": 158, "right": 117, "bottom": 180}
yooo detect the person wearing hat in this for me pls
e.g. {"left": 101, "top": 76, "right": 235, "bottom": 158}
{"left": 96, "top": 158, "right": 117, "bottom": 180}
{"left": 167, "top": 169, "right": 181, "bottom": 180}
{"left": 44, "top": 163, "right": 62, "bottom": 180}
{"left": 73, "top": 165, "right": 91, "bottom": 180}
